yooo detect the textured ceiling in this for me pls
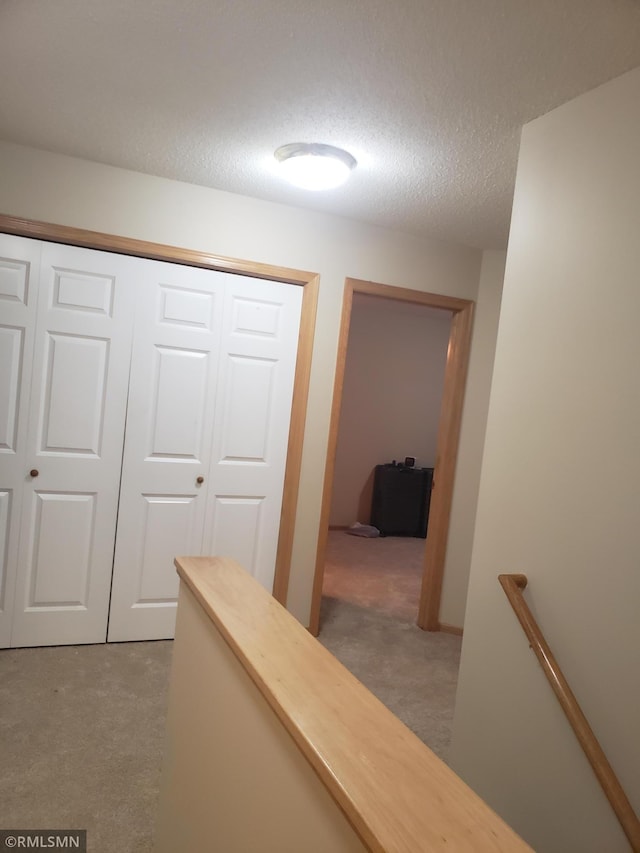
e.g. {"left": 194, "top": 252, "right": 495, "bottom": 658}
{"left": 1, "top": 1, "right": 640, "bottom": 249}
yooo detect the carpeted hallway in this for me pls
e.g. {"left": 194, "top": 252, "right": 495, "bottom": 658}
{"left": 0, "top": 640, "right": 172, "bottom": 852}
{"left": 317, "top": 530, "right": 462, "bottom": 760}
{"left": 0, "top": 533, "right": 461, "bottom": 850}
{"left": 321, "top": 528, "right": 427, "bottom": 621}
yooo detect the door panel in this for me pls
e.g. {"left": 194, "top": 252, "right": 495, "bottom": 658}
{"left": 208, "top": 495, "right": 264, "bottom": 577}
{"left": 0, "top": 489, "right": 12, "bottom": 624}
{"left": 205, "top": 275, "right": 303, "bottom": 592}
{"left": 149, "top": 346, "right": 210, "bottom": 458}
{"left": 0, "top": 255, "right": 31, "bottom": 303}
{"left": 0, "top": 325, "right": 25, "bottom": 453}
{"left": 108, "top": 268, "right": 302, "bottom": 641}
{"left": 27, "top": 491, "right": 95, "bottom": 607}
{"left": 107, "top": 261, "right": 224, "bottom": 642}
{"left": 0, "top": 235, "right": 41, "bottom": 646}
{"left": 52, "top": 266, "right": 115, "bottom": 315}
{"left": 219, "top": 355, "right": 276, "bottom": 461}
{"left": 10, "top": 242, "right": 137, "bottom": 648}
{"left": 39, "top": 332, "right": 110, "bottom": 455}
{"left": 137, "top": 494, "right": 198, "bottom": 601}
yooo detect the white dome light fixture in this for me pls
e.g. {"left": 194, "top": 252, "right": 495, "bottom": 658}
{"left": 274, "top": 142, "right": 357, "bottom": 191}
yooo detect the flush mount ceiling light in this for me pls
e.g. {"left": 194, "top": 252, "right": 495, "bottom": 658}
{"left": 274, "top": 143, "right": 357, "bottom": 191}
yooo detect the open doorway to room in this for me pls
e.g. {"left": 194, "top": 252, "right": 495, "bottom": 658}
{"left": 309, "top": 278, "right": 474, "bottom": 760}
{"left": 321, "top": 292, "right": 452, "bottom": 624}
{"left": 310, "top": 278, "right": 474, "bottom": 637}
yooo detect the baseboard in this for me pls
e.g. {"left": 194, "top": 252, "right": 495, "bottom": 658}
{"left": 439, "top": 622, "right": 463, "bottom": 636}
{"left": 328, "top": 525, "right": 349, "bottom": 530}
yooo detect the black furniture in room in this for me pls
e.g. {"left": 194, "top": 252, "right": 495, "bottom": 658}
{"left": 370, "top": 463, "right": 434, "bottom": 538}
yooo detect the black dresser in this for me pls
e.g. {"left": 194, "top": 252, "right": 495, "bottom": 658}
{"left": 370, "top": 463, "right": 434, "bottom": 538}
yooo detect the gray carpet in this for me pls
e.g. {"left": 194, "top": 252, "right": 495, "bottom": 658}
{"left": 0, "top": 641, "right": 172, "bottom": 853}
{"left": 318, "top": 596, "right": 462, "bottom": 761}
{"left": 0, "top": 599, "right": 460, "bottom": 851}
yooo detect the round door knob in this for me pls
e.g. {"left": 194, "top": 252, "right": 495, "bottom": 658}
{"left": 196, "top": 476, "right": 204, "bottom": 484}
{"left": 29, "top": 469, "right": 39, "bottom": 477}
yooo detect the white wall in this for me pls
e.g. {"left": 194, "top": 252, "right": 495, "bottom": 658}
{"left": 439, "top": 250, "right": 505, "bottom": 627}
{"left": 329, "top": 295, "right": 451, "bottom": 527}
{"left": 0, "top": 140, "right": 483, "bottom": 626}
{"left": 450, "top": 68, "right": 640, "bottom": 852}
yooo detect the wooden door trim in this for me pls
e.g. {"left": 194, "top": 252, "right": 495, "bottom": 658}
{"left": 272, "top": 273, "right": 318, "bottom": 603}
{"left": 0, "top": 214, "right": 318, "bottom": 608}
{"left": 417, "top": 298, "right": 474, "bottom": 628}
{"left": 309, "top": 278, "right": 474, "bottom": 635}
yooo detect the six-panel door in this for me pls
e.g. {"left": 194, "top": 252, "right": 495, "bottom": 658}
{"left": 204, "top": 272, "right": 303, "bottom": 590}
{"left": 107, "top": 265, "right": 302, "bottom": 641}
{"left": 10, "top": 242, "right": 137, "bottom": 647}
{"left": 0, "top": 236, "right": 41, "bottom": 646}
{"left": 106, "top": 262, "right": 225, "bottom": 642}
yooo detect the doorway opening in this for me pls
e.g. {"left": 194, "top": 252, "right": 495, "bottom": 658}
{"left": 309, "top": 278, "right": 474, "bottom": 636}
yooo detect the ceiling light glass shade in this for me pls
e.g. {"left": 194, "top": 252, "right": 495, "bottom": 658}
{"left": 274, "top": 143, "right": 357, "bottom": 190}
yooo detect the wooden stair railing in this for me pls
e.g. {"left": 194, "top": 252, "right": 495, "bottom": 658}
{"left": 499, "top": 573, "right": 640, "bottom": 852}
{"left": 155, "top": 556, "right": 535, "bottom": 852}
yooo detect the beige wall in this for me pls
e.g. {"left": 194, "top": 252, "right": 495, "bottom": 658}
{"left": 0, "top": 140, "right": 483, "bottom": 625}
{"left": 157, "top": 582, "right": 368, "bottom": 853}
{"left": 439, "top": 250, "right": 505, "bottom": 627}
{"left": 450, "top": 68, "right": 640, "bottom": 852}
{"left": 329, "top": 295, "right": 451, "bottom": 527}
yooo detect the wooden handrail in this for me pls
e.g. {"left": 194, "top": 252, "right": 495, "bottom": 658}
{"left": 499, "top": 573, "right": 640, "bottom": 852}
{"left": 161, "top": 556, "right": 534, "bottom": 851}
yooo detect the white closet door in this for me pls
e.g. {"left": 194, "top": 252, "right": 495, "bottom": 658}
{"left": 108, "top": 269, "right": 302, "bottom": 642}
{"left": 0, "top": 236, "right": 41, "bottom": 647}
{"left": 204, "top": 273, "right": 303, "bottom": 591}
{"left": 107, "top": 262, "right": 225, "bottom": 642}
{"left": 10, "top": 243, "right": 137, "bottom": 647}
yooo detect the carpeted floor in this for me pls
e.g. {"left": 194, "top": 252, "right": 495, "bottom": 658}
{"left": 322, "top": 529, "right": 426, "bottom": 621}
{"left": 0, "top": 533, "right": 461, "bottom": 848}
{"left": 318, "top": 597, "right": 461, "bottom": 760}
{"left": 318, "top": 530, "right": 462, "bottom": 761}
{"left": 0, "top": 640, "right": 172, "bottom": 852}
